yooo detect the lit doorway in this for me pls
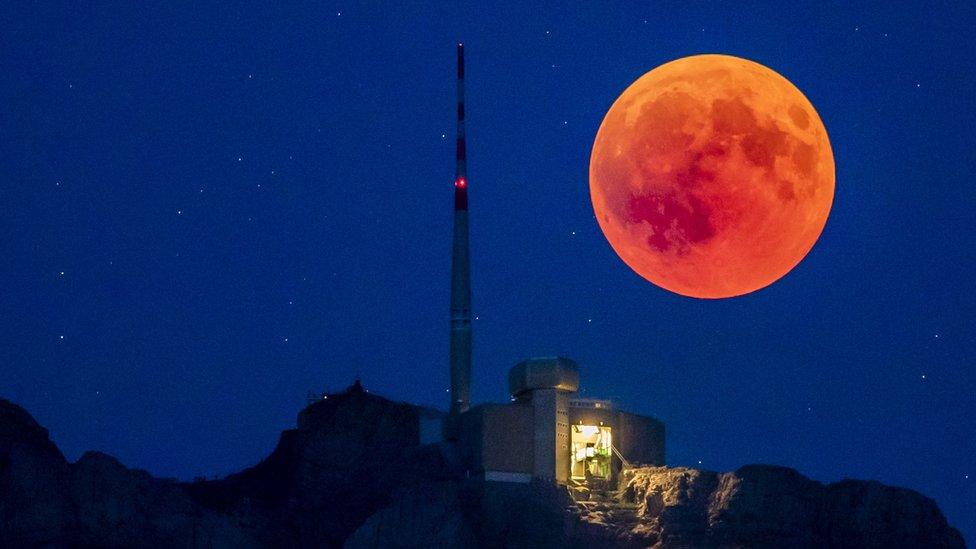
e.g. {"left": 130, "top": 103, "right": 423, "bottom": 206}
{"left": 570, "top": 424, "right": 612, "bottom": 480}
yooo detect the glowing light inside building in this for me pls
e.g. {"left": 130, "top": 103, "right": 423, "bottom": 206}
{"left": 571, "top": 424, "right": 613, "bottom": 480}
{"left": 578, "top": 425, "right": 600, "bottom": 436}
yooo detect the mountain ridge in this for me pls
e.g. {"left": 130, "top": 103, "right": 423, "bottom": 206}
{"left": 0, "top": 390, "right": 965, "bottom": 548}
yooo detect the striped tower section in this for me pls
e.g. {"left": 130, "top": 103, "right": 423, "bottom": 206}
{"left": 449, "top": 42, "right": 472, "bottom": 418}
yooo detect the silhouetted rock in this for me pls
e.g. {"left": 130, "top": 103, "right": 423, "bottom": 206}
{"left": 71, "top": 451, "right": 258, "bottom": 547}
{"left": 345, "top": 481, "right": 474, "bottom": 547}
{"left": 708, "top": 465, "right": 824, "bottom": 547}
{"left": 0, "top": 394, "right": 966, "bottom": 548}
{"left": 820, "top": 479, "right": 966, "bottom": 548}
{"left": 185, "top": 384, "right": 423, "bottom": 547}
{"left": 0, "top": 398, "right": 76, "bottom": 545}
{"left": 346, "top": 479, "right": 583, "bottom": 549}
{"left": 350, "top": 464, "right": 964, "bottom": 548}
{"left": 0, "top": 398, "right": 257, "bottom": 547}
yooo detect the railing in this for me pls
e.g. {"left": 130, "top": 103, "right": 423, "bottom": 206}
{"left": 611, "top": 445, "right": 631, "bottom": 469}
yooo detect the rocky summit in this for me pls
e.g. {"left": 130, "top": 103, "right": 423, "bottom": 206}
{"left": 0, "top": 391, "right": 965, "bottom": 548}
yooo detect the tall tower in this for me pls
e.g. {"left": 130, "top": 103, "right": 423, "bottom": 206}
{"left": 449, "top": 42, "right": 472, "bottom": 417}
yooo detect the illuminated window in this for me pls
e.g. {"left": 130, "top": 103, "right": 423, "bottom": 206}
{"left": 570, "top": 424, "right": 612, "bottom": 480}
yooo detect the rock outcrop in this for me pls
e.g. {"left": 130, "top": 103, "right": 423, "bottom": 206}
{"left": 184, "top": 382, "right": 423, "bottom": 546}
{"left": 0, "top": 398, "right": 76, "bottom": 545}
{"left": 0, "top": 393, "right": 966, "bottom": 548}
{"left": 602, "top": 465, "right": 966, "bottom": 548}
{"left": 819, "top": 479, "right": 966, "bottom": 548}
{"left": 347, "top": 465, "right": 965, "bottom": 548}
{"left": 70, "top": 451, "right": 258, "bottom": 547}
{"left": 0, "top": 398, "right": 257, "bottom": 547}
{"left": 346, "top": 479, "right": 581, "bottom": 548}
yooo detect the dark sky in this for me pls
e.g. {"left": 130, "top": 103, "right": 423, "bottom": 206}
{"left": 2, "top": 2, "right": 974, "bottom": 543}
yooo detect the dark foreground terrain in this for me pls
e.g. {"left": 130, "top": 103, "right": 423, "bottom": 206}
{"left": 0, "top": 386, "right": 965, "bottom": 548}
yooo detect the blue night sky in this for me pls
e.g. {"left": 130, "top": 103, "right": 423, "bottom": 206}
{"left": 2, "top": 2, "right": 974, "bottom": 543}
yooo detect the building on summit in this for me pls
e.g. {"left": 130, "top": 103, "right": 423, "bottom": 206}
{"left": 439, "top": 44, "right": 665, "bottom": 486}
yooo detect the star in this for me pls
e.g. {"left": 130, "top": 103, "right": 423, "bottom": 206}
{"left": 59, "top": 335, "right": 64, "bottom": 340}
{"left": 59, "top": 271, "right": 64, "bottom": 276}
{"left": 921, "top": 374, "right": 927, "bottom": 380}
{"left": 177, "top": 210, "right": 183, "bottom": 215}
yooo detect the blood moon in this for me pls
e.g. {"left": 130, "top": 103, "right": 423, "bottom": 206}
{"left": 589, "top": 55, "right": 834, "bottom": 298}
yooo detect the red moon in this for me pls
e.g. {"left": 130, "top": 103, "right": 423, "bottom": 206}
{"left": 589, "top": 55, "right": 834, "bottom": 298}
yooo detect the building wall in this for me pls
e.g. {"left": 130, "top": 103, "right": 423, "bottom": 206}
{"left": 419, "top": 407, "right": 446, "bottom": 445}
{"left": 569, "top": 406, "right": 615, "bottom": 429}
{"left": 555, "top": 395, "right": 570, "bottom": 483}
{"left": 458, "top": 398, "right": 664, "bottom": 484}
{"left": 458, "top": 404, "right": 534, "bottom": 478}
{"left": 525, "top": 389, "right": 571, "bottom": 483}
{"left": 614, "top": 411, "right": 665, "bottom": 467}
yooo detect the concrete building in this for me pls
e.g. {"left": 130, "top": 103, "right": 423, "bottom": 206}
{"left": 443, "top": 45, "right": 664, "bottom": 486}
{"left": 455, "top": 358, "right": 664, "bottom": 485}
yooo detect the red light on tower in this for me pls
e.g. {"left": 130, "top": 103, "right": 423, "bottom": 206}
{"left": 455, "top": 176, "right": 467, "bottom": 189}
